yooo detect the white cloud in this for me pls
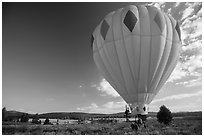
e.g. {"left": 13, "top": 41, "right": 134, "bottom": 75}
{"left": 79, "top": 83, "right": 86, "bottom": 88}
{"left": 185, "top": 55, "right": 202, "bottom": 73}
{"left": 175, "top": 77, "right": 202, "bottom": 87}
{"left": 181, "top": 40, "right": 202, "bottom": 51}
{"left": 149, "top": 93, "right": 202, "bottom": 112}
{"left": 77, "top": 103, "right": 98, "bottom": 112}
{"left": 185, "top": 79, "right": 202, "bottom": 88}
{"left": 79, "top": 85, "right": 83, "bottom": 88}
{"left": 166, "top": 2, "right": 202, "bottom": 83}
{"left": 151, "top": 90, "right": 201, "bottom": 104}
{"left": 76, "top": 107, "right": 84, "bottom": 111}
{"left": 174, "top": 2, "right": 181, "bottom": 8}
{"left": 180, "top": 3, "right": 202, "bottom": 49}
{"left": 102, "top": 101, "right": 126, "bottom": 109}
{"left": 88, "top": 103, "right": 98, "bottom": 109}
{"left": 77, "top": 101, "right": 126, "bottom": 114}
{"left": 180, "top": 3, "right": 201, "bottom": 22}
{"left": 84, "top": 103, "right": 98, "bottom": 109}
{"left": 181, "top": 18, "right": 202, "bottom": 45}
{"left": 168, "top": 49, "right": 201, "bottom": 83}
{"left": 102, "top": 101, "right": 114, "bottom": 109}
{"left": 90, "top": 84, "right": 97, "bottom": 88}
{"left": 180, "top": 3, "right": 195, "bottom": 21}
{"left": 170, "top": 101, "right": 202, "bottom": 112}
{"left": 167, "top": 63, "right": 187, "bottom": 82}
{"left": 18, "top": 108, "right": 25, "bottom": 112}
{"left": 27, "top": 111, "right": 37, "bottom": 114}
{"left": 147, "top": 2, "right": 165, "bottom": 10}
{"left": 94, "top": 78, "right": 120, "bottom": 97}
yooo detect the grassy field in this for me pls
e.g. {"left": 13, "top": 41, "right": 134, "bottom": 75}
{"left": 2, "top": 117, "right": 202, "bottom": 135}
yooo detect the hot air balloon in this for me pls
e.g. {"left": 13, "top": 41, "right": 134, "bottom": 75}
{"left": 91, "top": 5, "right": 181, "bottom": 116}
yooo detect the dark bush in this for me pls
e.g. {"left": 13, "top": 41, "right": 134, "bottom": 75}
{"left": 17, "top": 125, "right": 28, "bottom": 133}
{"left": 20, "top": 113, "right": 29, "bottom": 122}
{"left": 44, "top": 118, "right": 52, "bottom": 125}
{"left": 157, "top": 105, "right": 172, "bottom": 125}
{"left": 30, "top": 126, "right": 43, "bottom": 135}
{"left": 131, "top": 122, "right": 139, "bottom": 131}
{"left": 2, "top": 126, "right": 16, "bottom": 135}
{"left": 2, "top": 107, "right": 7, "bottom": 121}
{"left": 32, "top": 113, "right": 41, "bottom": 124}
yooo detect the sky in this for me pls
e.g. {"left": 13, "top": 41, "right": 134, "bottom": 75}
{"left": 2, "top": 2, "right": 202, "bottom": 114}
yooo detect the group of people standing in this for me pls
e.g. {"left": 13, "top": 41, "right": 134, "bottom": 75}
{"left": 125, "top": 106, "right": 147, "bottom": 130}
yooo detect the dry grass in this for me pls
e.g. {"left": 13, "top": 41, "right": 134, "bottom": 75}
{"left": 2, "top": 117, "right": 202, "bottom": 135}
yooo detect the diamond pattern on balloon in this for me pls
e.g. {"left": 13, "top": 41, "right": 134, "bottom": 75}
{"left": 100, "top": 20, "right": 109, "bottom": 40}
{"left": 175, "top": 22, "right": 181, "bottom": 41}
{"left": 91, "top": 35, "right": 94, "bottom": 48}
{"left": 123, "top": 10, "right": 137, "bottom": 32}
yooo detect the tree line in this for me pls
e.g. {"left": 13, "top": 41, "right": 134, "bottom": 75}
{"left": 2, "top": 105, "right": 201, "bottom": 125}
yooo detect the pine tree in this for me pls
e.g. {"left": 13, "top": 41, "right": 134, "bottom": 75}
{"left": 44, "top": 118, "right": 50, "bottom": 125}
{"left": 32, "top": 113, "right": 40, "bottom": 124}
{"left": 20, "top": 113, "right": 29, "bottom": 122}
{"left": 2, "top": 107, "right": 7, "bottom": 121}
{"left": 157, "top": 105, "right": 173, "bottom": 125}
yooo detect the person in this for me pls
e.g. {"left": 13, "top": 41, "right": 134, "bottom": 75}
{"left": 137, "top": 117, "right": 143, "bottom": 126}
{"left": 137, "top": 114, "right": 147, "bottom": 128}
{"left": 131, "top": 122, "right": 139, "bottom": 131}
{"left": 125, "top": 108, "right": 129, "bottom": 122}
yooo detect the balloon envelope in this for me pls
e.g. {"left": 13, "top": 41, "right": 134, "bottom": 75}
{"left": 91, "top": 5, "right": 181, "bottom": 114}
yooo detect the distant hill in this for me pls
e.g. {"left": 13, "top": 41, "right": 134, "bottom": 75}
{"left": 172, "top": 111, "right": 202, "bottom": 117}
{"left": 38, "top": 111, "right": 201, "bottom": 120}
{"left": 5, "top": 110, "right": 35, "bottom": 118}
{"left": 6, "top": 110, "right": 26, "bottom": 117}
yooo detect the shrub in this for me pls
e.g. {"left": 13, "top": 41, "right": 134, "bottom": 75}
{"left": 44, "top": 118, "right": 52, "bottom": 125}
{"left": 30, "top": 126, "right": 43, "bottom": 135}
{"left": 32, "top": 113, "right": 41, "bottom": 124}
{"left": 2, "top": 125, "right": 16, "bottom": 135}
{"left": 20, "top": 113, "right": 29, "bottom": 122}
{"left": 2, "top": 107, "right": 7, "bottom": 121}
{"left": 157, "top": 105, "right": 172, "bottom": 125}
{"left": 17, "top": 125, "right": 28, "bottom": 133}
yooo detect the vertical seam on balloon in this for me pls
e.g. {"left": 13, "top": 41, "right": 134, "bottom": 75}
{"left": 158, "top": 15, "right": 178, "bottom": 90}
{"left": 118, "top": 8, "right": 134, "bottom": 103}
{"left": 120, "top": 9, "right": 137, "bottom": 104}
{"left": 130, "top": 7, "right": 137, "bottom": 97}
{"left": 149, "top": 13, "right": 168, "bottom": 94}
{"left": 101, "top": 19, "right": 121, "bottom": 94}
{"left": 157, "top": 14, "right": 173, "bottom": 88}
{"left": 154, "top": 14, "right": 173, "bottom": 94}
{"left": 150, "top": 14, "right": 168, "bottom": 99}
{"left": 146, "top": 7, "right": 152, "bottom": 105}
{"left": 149, "top": 17, "right": 166, "bottom": 93}
{"left": 96, "top": 24, "right": 119, "bottom": 98}
{"left": 148, "top": 13, "right": 169, "bottom": 100}
{"left": 133, "top": 6, "right": 139, "bottom": 107}
{"left": 156, "top": 14, "right": 175, "bottom": 92}
{"left": 137, "top": 5, "right": 142, "bottom": 106}
{"left": 111, "top": 9, "right": 132, "bottom": 103}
